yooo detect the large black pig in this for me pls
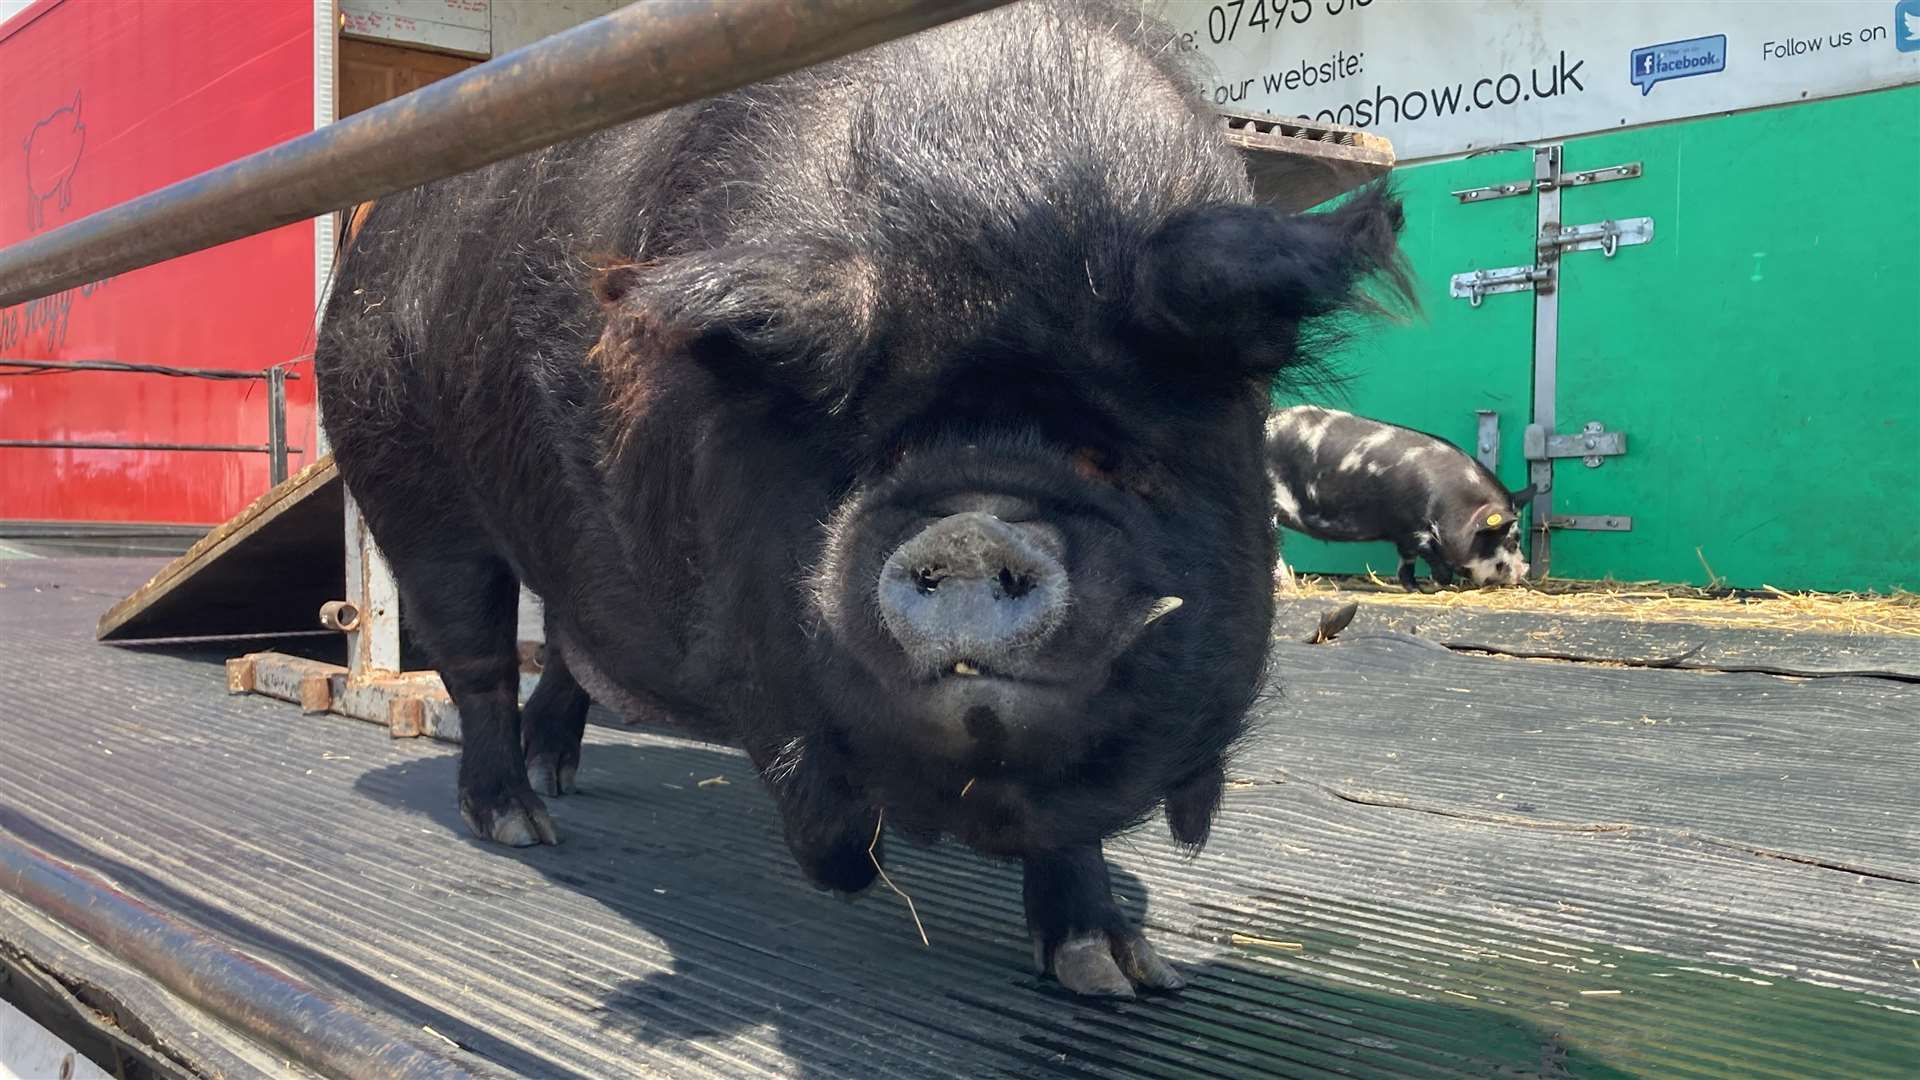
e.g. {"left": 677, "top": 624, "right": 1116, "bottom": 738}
{"left": 315, "top": 0, "right": 1410, "bottom": 997}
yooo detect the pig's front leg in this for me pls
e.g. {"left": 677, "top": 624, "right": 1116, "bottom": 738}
{"left": 749, "top": 735, "right": 882, "bottom": 897}
{"left": 1025, "top": 843, "right": 1182, "bottom": 998}
{"left": 1396, "top": 552, "right": 1423, "bottom": 592}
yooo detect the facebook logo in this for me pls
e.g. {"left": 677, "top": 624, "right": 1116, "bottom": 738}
{"left": 1630, "top": 34, "right": 1728, "bottom": 95}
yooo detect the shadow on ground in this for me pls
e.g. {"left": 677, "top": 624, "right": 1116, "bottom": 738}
{"left": 334, "top": 736, "right": 1642, "bottom": 1079}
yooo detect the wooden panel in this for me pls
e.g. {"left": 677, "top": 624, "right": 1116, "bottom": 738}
{"left": 340, "top": 0, "right": 490, "bottom": 58}
{"left": 95, "top": 456, "right": 344, "bottom": 641}
{"left": 1273, "top": 593, "right": 1920, "bottom": 680}
{"left": 1220, "top": 112, "right": 1396, "bottom": 212}
{"left": 338, "top": 36, "right": 478, "bottom": 120}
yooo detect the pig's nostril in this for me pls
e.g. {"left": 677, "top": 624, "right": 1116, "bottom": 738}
{"left": 877, "top": 510, "right": 1070, "bottom": 674}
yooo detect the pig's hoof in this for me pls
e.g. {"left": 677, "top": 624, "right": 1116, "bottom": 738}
{"left": 525, "top": 750, "right": 579, "bottom": 797}
{"left": 815, "top": 877, "right": 878, "bottom": 903}
{"left": 1040, "top": 930, "right": 1184, "bottom": 998}
{"left": 461, "top": 788, "right": 559, "bottom": 847}
{"left": 801, "top": 840, "right": 881, "bottom": 897}
{"left": 838, "top": 877, "right": 880, "bottom": 904}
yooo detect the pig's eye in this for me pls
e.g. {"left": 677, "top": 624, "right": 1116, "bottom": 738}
{"left": 1071, "top": 447, "right": 1113, "bottom": 483}
{"left": 1073, "top": 446, "right": 1158, "bottom": 499}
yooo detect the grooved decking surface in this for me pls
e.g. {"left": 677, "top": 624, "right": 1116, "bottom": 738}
{"left": 2, "top": 558, "right": 1916, "bottom": 1078}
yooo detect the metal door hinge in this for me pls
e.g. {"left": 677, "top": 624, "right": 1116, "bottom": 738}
{"left": 1474, "top": 410, "right": 1500, "bottom": 471}
{"left": 1451, "top": 160, "right": 1641, "bottom": 203}
{"left": 1556, "top": 162, "right": 1643, "bottom": 189}
{"left": 1545, "top": 514, "right": 1633, "bottom": 531}
{"left": 1452, "top": 180, "right": 1533, "bottom": 204}
{"left": 1525, "top": 421, "right": 1627, "bottom": 468}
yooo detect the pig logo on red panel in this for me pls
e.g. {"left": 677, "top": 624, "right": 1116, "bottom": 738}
{"left": 24, "top": 91, "right": 86, "bottom": 232}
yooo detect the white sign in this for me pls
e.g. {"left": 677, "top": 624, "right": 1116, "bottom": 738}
{"left": 1147, "top": 0, "right": 1920, "bottom": 161}
{"left": 341, "top": 0, "right": 491, "bottom": 57}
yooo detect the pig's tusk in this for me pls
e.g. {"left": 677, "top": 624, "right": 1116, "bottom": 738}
{"left": 1142, "top": 596, "right": 1184, "bottom": 626}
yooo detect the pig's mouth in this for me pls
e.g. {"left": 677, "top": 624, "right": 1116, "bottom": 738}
{"left": 801, "top": 432, "right": 1204, "bottom": 794}
{"left": 899, "top": 662, "right": 1091, "bottom": 765}
{"left": 919, "top": 592, "right": 1182, "bottom": 685}
{"left": 851, "top": 584, "right": 1190, "bottom": 781}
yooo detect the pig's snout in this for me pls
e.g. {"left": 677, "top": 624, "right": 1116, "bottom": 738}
{"left": 878, "top": 511, "right": 1069, "bottom": 677}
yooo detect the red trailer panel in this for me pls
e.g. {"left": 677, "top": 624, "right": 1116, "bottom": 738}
{"left": 0, "top": 0, "right": 317, "bottom": 526}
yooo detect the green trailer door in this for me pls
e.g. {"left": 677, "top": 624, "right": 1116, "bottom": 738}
{"left": 1278, "top": 87, "right": 1919, "bottom": 594}
{"left": 1549, "top": 88, "right": 1920, "bottom": 593}
{"left": 1274, "top": 150, "right": 1537, "bottom": 580}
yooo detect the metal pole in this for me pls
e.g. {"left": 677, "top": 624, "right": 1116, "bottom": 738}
{"left": 0, "top": 0, "right": 1012, "bottom": 310}
{"left": 0, "top": 358, "right": 294, "bottom": 379}
{"left": 1529, "top": 145, "right": 1562, "bottom": 579}
{"left": 266, "top": 365, "right": 289, "bottom": 486}
{"left": 0, "top": 830, "right": 478, "bottom": 1078}
{"left": 0, "top": 439, "right": 293, "bottom": 453}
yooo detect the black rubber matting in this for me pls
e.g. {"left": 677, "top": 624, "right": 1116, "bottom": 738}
{"left": 2, "top": 559, "right": 1916, "bottom": 1078}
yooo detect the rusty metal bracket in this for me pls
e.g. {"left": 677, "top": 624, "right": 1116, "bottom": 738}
{"left": 227, "top": 653, "right": 458, "bottom": 740}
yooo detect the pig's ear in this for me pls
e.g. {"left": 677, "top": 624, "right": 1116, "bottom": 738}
{"left": 590, "top": 261, "right": 646, "bottom": 307}
{"left": 1509, "top": 483, "right": 1537, "bottom": 509}
{"left": 1130, "top": 181, "right": 1415, "bottom": 385}
{"left": 1165, "top": 764, "right": 1225, "bottom": 850}
{"left": 591, "top": 247, "right": 870, "bottom": 406}
{"left": 1468, "top": 502, "right": 1516, "bottom": 534}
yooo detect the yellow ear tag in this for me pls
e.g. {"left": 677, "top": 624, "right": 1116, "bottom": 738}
{"left": 1485, "top": 513, "right": 1504, "bottom": 527}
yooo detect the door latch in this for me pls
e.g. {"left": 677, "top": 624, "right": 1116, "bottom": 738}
{"left": 1450, "top": 264, "right": 1552, "bottom": 307}
{"left": 1539, "top": 217, "right": 1654, "bottom": 258}
{"left": 1525, "top": 421, "right": 1627, "bottom": 468}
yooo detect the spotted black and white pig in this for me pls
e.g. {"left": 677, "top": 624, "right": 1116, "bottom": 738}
{"left": 1267, "top": 406, "right": 1534, "bottom": 590}
{"left": 315, "top": 1, "right": 1411, "bottom": 997}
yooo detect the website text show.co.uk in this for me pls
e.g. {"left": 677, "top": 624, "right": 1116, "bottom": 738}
{"left": 1204, "top": 48, "right": 1591, "bottom": 132}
